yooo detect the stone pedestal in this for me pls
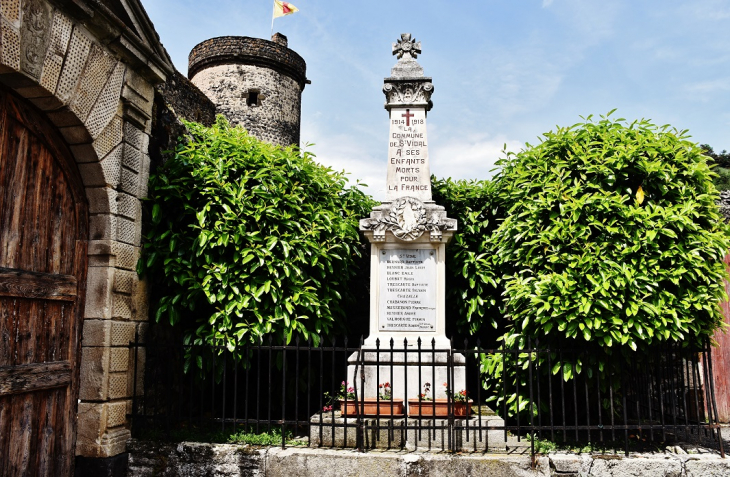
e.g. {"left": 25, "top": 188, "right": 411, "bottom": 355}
{"left": 359, "top": 204, "right": 456, "bottom": 349}
{"left": 345, "top": 349, "right": 465, "bottom": 413}
{"left": 356, "top": 203, "right": 459, "bottom": 409}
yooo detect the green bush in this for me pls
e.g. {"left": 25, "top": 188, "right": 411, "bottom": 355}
{"left": 492, "top": 114, "right": 728, "bottom": 351}
{"left": 139, "top": 117, "right": 375, "bottom": 353}
{"left": 457, "top": 114, "right": 730, "bottom": 416}
{"left": 432, "top": 177, "right": 503, "bottom": 335}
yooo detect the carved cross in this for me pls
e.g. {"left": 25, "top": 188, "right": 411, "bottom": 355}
{"left": 392, "top": 33, "right": 421, "bottom": 60}
{"left": 401, "top": 109, "right": 414, "bottom": 126}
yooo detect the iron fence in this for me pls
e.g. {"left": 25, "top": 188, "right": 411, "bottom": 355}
{"left": 129, "top": 335, "right": 725, "bottom": 459}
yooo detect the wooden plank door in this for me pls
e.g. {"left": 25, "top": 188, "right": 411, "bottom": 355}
{"left": 713, "top": 253, "right": 730, "bottom": 423}
{"left": 0, "top": 86, "right": 88, "bottom": 476}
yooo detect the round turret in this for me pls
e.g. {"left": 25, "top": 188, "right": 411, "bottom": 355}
{"left": 188, "top": 34, "right": 307, "bottom": 146}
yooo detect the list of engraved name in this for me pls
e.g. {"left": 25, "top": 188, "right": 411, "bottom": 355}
{"left": 379, "top": 249, "right": 436, "bottom": 331}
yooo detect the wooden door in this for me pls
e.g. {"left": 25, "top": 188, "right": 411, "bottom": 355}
{"left": 713, "top": 253, "right": 730, "bottom": 423}
{"left": 0, "top": 86, "right": 88, "bottom": 475}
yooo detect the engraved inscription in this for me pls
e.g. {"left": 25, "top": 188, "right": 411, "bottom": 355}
{"left": 386, "top": 108, "right": 431, "bottom": 201}
{"left": 378, "top": 249, "right": 436, "bottom": 331}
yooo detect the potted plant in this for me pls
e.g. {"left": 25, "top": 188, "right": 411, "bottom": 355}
{"left": 408, "top": 382, "right": 472, "bottom": 417}
{"left": 323, "top": 381, "right": 356, "bottom": 413}
{"left": 338, "top": 381, "right": 405, "bottom": 417}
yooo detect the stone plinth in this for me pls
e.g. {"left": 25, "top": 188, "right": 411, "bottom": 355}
{"left": 309, "top": 414, "right": 508, "bottom": 452}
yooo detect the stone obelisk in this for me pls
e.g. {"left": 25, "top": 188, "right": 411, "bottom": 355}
{"left": 348, "top": 34, "right": 461, "bottom": 405}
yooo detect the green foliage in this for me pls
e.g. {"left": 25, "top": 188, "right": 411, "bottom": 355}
{"left": 700, "top": 144, "right": 730, "bottom": 191}
{"left": 228, "top": 427, "right": 306, "bottom": 446}
{"left": 460, "top": 113, "right": 730, "bottom": 418}
{"left": 493, "top": 114, "right": 729, "bottom": 350}
{"left": 526, "top": 432, "right": 667, "bottom": 455}
{"left": 136, "top": 424, "right": 305, "bottom": 446}
{"left": 712, "top": 167, "right": 730, "bottom": 191}
{"left": 139, "top": 117, "right": 375, "bottom": 354}
{"left": 432, "top": 177, "right": 503, "bottom": 334}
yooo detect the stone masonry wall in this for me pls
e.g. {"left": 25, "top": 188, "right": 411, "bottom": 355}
{"left": 191, "top": 63, "right": 302, "bottom": 146}
{"left": 188, "top": 36, "right": 306, "bottom": 147}
{"left": 150, "top": 69, "right": 216, "bottom": 166}
{"left": 127, "top": 440, "right": 730, "bottom": 477}
{"left": 156, "top": 69, "right": 216, "bottom": 127}
{"left": 188, "top": 36, "right": 306, "bottom": 87}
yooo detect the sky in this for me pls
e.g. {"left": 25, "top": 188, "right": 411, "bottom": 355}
{"left": 145, "top": 0, "right": 730, "bottom": 200}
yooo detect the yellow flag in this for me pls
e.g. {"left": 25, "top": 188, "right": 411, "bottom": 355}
{"left": 273, "top": 0, "right": 299, "bottom": 18}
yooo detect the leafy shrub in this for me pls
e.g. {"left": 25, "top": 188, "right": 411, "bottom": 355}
{"left": 493, "top": 114, "right": 728, "bottom": 350}
{"left": 432, "top": 177, "right": 503, "bottom": 335}
{"left": 139, "top": 117, "right": 375, "bottom": 352}
{"left": 473, "top": 113, "right": 729, "bottom": 416}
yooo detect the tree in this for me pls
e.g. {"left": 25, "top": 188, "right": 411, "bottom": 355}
{"left": 138, "top": 117, "right": 375, "bottom": 357}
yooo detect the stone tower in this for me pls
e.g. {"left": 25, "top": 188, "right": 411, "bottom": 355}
{"left": 188, "top": 33, "right": 308, "bottom": 146}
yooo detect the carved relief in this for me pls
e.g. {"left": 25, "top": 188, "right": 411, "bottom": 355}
{"left": 20, "top": 0, "right": 50, "bottom": 80}
{"left": 383, "top": 81, "right": 433, "bottom": 107}
{"left": 360, "top": 197, "right": 456, "bottom": 241}
{"left": 392, "top": 33, "right": 421, "bottom": 60}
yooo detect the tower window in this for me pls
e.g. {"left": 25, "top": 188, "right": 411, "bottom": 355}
{"left": 247, "top": 91, "right": 259, "bottom": 107}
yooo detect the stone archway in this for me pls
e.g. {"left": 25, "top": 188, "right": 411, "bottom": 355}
{"left": 0, "top": 0, "right": 172, "bottom": 471}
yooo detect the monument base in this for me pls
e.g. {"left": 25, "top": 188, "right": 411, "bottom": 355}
{"left": 309, "top": 413, "right": 508, "bottom": 451}
{"left": 345, "top": 349, "right": 466, "bottom": 414}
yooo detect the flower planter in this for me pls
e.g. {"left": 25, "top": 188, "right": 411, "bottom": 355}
{"left": 407, "top": 399, "right": 472, "bottom": 417}
{"left": 339, "top": 399, "right": 405, "bottom": 417}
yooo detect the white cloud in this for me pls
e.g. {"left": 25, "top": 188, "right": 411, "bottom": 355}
{"left": 678, "top": 0, "right": 730, "bottom": 21}
{"left": 430, "top": 134, "right": 523, "bottom": 182}
{"left": 300, "top": 120, "right": 386, "bottom": 199}
{"left": 542, "top": 0, "right": 555, "bottom": 7}
{"left": 684, "top": 78, "right": 730, "bottom": 101}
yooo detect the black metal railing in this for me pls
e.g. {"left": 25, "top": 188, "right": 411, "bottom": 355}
{"left": 129, "top": 335, "right": 725, "bottom": 459}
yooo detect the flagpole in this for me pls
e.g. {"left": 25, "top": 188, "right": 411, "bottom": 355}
{"left": 271, "top": 1, "right": 275, "bottom": 38}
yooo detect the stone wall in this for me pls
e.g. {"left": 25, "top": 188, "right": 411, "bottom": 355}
{"left": 150, "top": 69, "right": 216, "bottom": 166}
{"left": 127, "top": 440, "right": 266, "bottom": 477}
{"left": 127, "top": 440, "right": 730, "bottom": 477}
{"left": 156, "top": 69, "right": 216, "bottom": 127}
{"left": 188, "top": 36, "right": 306, "bottom": 147}
{"left": 0, "top": 0, "right": 173, "bottom": 463}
